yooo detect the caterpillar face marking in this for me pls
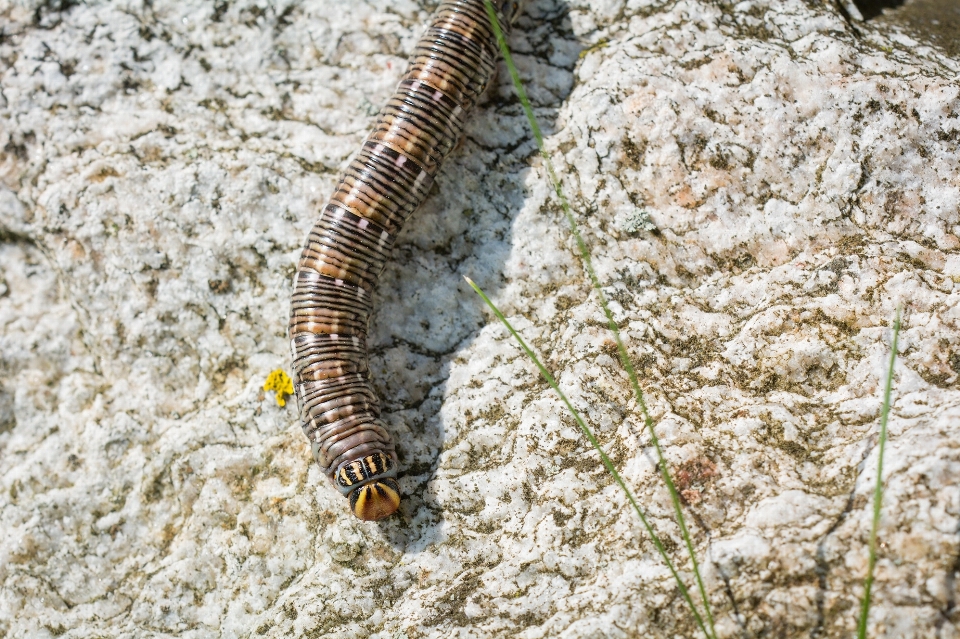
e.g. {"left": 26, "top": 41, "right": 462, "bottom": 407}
{"left": 350, "top": 479, "right": 403, "bottom": 522}
{"left": 290, "top": 0, "right": 522, "bottom": 520}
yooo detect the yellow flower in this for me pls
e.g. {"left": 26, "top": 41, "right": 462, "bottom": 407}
{"left": 263, "top": 369, "right": 294, "bottom": 407}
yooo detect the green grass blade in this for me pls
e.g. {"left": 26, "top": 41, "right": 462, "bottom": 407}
{"left": 857, "top": 304, "right": 902, "bottom": 639}
{"left": 465, "top": 276, "right": 712, "bottom": 639}
{"left": 482, "top": 4, "right": 716, "bottom": 636}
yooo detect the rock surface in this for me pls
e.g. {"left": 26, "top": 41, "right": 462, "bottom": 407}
{"left": 1, "top": 0, "right": 958, "bottom": 637}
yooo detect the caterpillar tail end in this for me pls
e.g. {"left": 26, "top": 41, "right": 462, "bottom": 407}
{"left": 349, "top": 478, "right": 401, "bottom": 520}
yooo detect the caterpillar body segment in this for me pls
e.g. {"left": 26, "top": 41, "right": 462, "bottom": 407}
{"left": 291, "top": 0, "right": 522, "bottom": 521}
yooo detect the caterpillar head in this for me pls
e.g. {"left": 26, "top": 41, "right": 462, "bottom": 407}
{"left": 349, "top": 478, "right": 401, "bottom": 521}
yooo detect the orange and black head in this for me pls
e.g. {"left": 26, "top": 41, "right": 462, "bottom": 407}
{"left": 334, "top": 452, "right": 401, "bottom": 520}
{"left": 348, "top": 478, "right": 401, "bottom": 521}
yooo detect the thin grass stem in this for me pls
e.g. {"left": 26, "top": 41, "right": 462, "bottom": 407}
{"left": 482, "top": 4, "right": 716, "bottom": 636}
{"left": 465, "top": 276, "right": 712, "bottom": 639}
{"left": 856, "top": 304, "right": 902, "bottom": 639}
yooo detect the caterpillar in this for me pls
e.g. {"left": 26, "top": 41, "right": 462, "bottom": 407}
{"left": 290, "top": 0, "right": 522, "bottom": 520}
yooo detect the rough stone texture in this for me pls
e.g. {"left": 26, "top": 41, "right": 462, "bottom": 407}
{"left": 1, "top": 0, "right": 958, "bottom": 637}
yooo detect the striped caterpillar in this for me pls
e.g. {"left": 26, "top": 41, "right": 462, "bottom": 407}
{"left": 290, "top": 0, "right": 522, "bottom": 520}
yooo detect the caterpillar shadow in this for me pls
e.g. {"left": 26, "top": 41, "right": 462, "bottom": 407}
{"left": 369, "top": 0, "right": 581, "bottom": 551}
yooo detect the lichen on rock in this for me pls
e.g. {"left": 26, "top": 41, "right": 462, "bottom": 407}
{"left": 263, "top": 369, "right": 293, "bottom": 407}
